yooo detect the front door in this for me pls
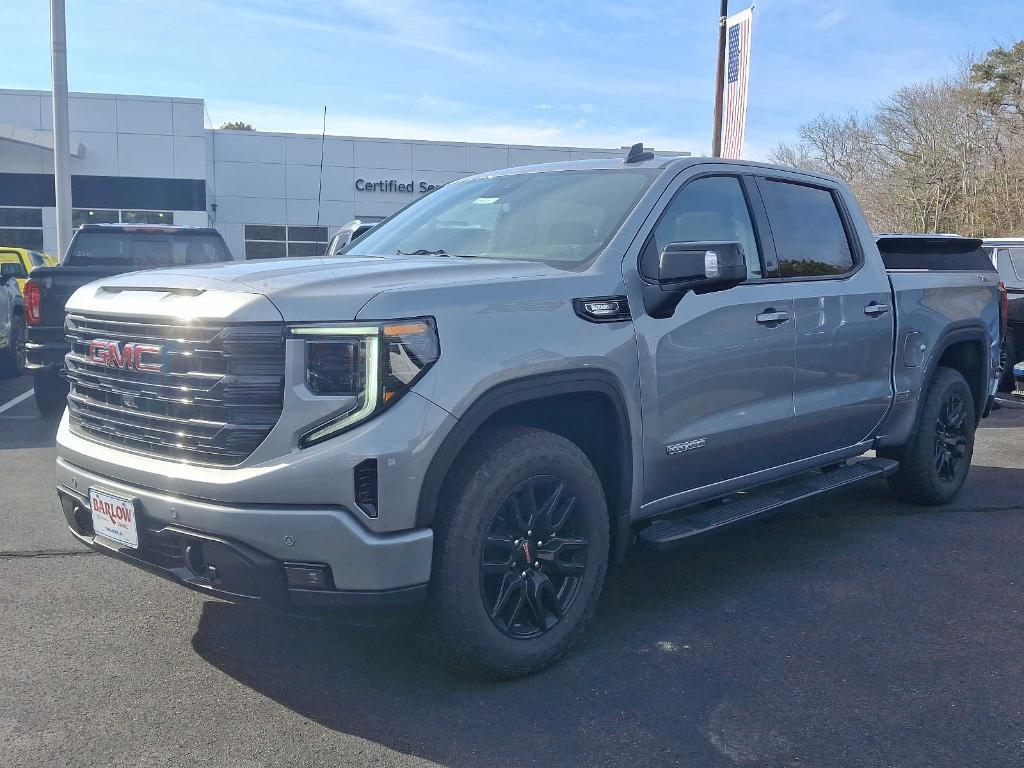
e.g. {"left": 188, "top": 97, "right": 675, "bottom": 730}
{"left": 629, "top": 173, "right": 796, "bottom": 512}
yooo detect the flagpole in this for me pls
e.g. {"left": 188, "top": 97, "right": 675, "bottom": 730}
{"left": 711, "top": 0, "right": 728, "bottom": 157}
{"left": 49, "top": 0, "right": 73, "bottom": 260}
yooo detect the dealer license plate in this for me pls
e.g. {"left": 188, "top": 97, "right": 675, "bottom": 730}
{"left": 89, "top": 488, "right": 139, "bottom": 549}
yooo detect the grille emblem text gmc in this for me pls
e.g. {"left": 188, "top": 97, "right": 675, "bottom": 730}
{"left": 87, "top": 339, "right": 164, "bottom": 372}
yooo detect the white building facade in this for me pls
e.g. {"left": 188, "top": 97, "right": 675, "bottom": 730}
{"left": 0, "top": 88, "right": 687, "bottom": 260}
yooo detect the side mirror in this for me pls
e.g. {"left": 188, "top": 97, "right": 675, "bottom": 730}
{"left": 642, "top": 241, "right": 747, "bottom": 319}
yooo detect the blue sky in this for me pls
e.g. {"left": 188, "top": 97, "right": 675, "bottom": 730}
{"left": 3, "top": 0, "right": 1021, "bottom": 157}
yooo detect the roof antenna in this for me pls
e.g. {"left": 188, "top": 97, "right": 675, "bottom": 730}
{"left": 315, "top": 105, "right": 327, "bottom": 256}
{"left": 623, "top": 142, "right": 655, "bottom": 164}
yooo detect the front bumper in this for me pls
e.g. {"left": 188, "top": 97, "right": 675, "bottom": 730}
{"left": 57, "top": 458, "right": 433, "bottom": 625}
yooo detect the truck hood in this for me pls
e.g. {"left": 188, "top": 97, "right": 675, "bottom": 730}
{"left": 66, "top": 255, "right": 562, "bottom": 322}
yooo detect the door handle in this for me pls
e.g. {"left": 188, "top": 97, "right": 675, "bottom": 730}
{"left": 755, "top": 309, "right": 790, "bottom": 325}
{"left": 864, "top": 302, "right": 890, "bottom": 317}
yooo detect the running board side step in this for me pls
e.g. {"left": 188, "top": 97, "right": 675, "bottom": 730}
{"left": 636, "top": 457, "right": 899, "bottom": 551}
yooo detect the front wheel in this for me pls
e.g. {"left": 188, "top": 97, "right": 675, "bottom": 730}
{"left": 880, "top": 367, "right": 976, "bottom": 505}
{"left": 423, "top": 426, "right": 609, "bottom": 678}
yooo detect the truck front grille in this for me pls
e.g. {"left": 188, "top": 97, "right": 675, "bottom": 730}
{"left": 65, "top": 312, "right": 285, "bottom": 466}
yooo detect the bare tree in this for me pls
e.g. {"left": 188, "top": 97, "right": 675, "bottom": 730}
{"left": 769, "top": 39, "right": 1024, "bottom": 237}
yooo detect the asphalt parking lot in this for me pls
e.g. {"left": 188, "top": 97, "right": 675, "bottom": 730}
{"left": 1, "top": 375, "right": 1023, "bottom": 768}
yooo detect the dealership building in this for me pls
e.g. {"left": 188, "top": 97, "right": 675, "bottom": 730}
{"left": 0, "top": 88, "right": 687, "bottom": 260}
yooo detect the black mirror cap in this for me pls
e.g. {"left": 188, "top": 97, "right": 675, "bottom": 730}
{"left": 643, "top": 240, "right": 748, "bottom": 319}
{"left": 658, "top": 241, "right": 747, "bottom": 289}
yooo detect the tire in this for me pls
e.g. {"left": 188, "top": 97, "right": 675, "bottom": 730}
{"left": 422, "top": 426, "right": 610, "bottom": 678}
{"left": 34, "top": 369, "right": 68, "bottom": 416}
{"left": 998, "top": 336, "right": 1016, "bottom": 392}
{"left": 0, "top": 314, "right": 25, "bottom": 376}
{"left": 880, "top": 367, "right": 976, "bottom": 505}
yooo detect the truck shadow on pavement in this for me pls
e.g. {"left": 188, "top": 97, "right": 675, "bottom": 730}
{"left": 190, "top": 473, "right": 1024, "bottom": 768}
{"left": 0, "top": 412, "right": 62, "bottom": 450}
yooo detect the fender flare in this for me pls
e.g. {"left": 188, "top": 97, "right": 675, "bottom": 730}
{"left": 415, "top": 369, "right": 635, "bottom": 538}
{"left": 912, "top": 323, "right": 991, "bottom": 432}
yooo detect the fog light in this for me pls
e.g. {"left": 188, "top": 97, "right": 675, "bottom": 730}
{"left": 284, "top": 563, "right": 333, "bottom": 590}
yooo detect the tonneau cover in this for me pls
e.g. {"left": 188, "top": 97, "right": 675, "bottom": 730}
{"left": 876, "top": 235, "right": 994, "bottom": 272}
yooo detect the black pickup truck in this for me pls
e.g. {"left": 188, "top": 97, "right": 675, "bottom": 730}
{"left": 24, "top": 224, "right": 233, "bottom": 414}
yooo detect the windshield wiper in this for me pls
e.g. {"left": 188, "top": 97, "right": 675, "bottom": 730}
{"left": 395, "top": 249, "right": 480, "bottom": 258}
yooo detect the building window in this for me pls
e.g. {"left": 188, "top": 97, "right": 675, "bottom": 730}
{"left": 72, "top": 209, "right": 175, "bottom": 228}
{"left": 121, "top": 210, "right": 174, "bottom": 225}
{"left": 243, "top": 225, "right": 327, "bottom": 259}
{"left": 73, "top": 209, "right": 119, "bottom": 228}
{"left": 244, "top": 225, "right": 286, "bottom": 259}
{"left": 0, "top": 207, "right": 44, "bottom": 250}
{"left": 286, "top": 226, "right": 328, "bottom": 257}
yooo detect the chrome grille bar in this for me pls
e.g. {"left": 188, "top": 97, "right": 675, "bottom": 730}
{"left": 65, "top": 313, "right": 285, "bottom": 466}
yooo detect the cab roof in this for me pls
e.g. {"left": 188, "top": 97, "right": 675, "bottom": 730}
{"left": 460, "top": 154, "right": 847, "bottom": 188}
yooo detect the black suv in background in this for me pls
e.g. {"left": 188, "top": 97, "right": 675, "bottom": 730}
{"left": 24, "top": 224, "right": 233, "bottom": 414}
{"left": 983, "top": 238, "right": 1024, "bottom": 389}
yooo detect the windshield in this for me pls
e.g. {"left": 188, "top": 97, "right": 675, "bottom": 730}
{"left": 341, "top": 169, "right": 658, "bottom": 265}
{"left": 65, "top": 232, "right": 231, "bottom": 268}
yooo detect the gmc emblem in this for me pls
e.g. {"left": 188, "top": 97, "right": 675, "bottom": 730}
{"left": 87, "top": 339, "right": 163, "bottom": 372}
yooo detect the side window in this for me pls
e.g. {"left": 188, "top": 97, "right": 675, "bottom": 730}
{"left": 642, "top": 175, "right": 763, "bottom": 280}
{"left": 759, "top": 180, "right": 855, "bottom": 278}
{"left": 0, "top": 261, "right": 26, "bottom": 280}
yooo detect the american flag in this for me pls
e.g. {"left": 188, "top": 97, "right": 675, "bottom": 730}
{"left": 721, "top": 7, "right": 754, "bottom": 159}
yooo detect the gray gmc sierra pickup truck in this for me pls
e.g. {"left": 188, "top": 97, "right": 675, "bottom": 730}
{"left": 55, "top": 148, "right": 1000, "bottom": 677}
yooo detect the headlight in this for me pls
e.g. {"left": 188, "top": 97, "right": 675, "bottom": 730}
{"left": 289, "top": 318, "right": 439, "bottom": 447}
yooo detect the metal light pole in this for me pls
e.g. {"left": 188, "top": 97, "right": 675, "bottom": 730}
{"left": 711, "top": 0, "right": 729, "bottom": 157}
{"left": 49, "top": 0, "right": 73, "bottom": 260}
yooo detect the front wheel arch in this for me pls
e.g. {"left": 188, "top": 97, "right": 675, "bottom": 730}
{"left": 416, "top": 371, "right": 634, "bottom": 559}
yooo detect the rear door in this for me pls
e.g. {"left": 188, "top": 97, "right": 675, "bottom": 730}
{"left": 629, "top": 170, "right": 797, "bottom": 509}
{"left": 755, "top": 176, "right": 894, "bottom": 457}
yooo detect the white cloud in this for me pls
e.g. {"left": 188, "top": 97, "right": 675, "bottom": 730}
{"left": 207, "top": 99, "right": 698, "bottom": 153}
{"left": 818, "top": 8, "right": 847, "bottom": 30}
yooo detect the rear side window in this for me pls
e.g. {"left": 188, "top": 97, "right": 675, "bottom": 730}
{"left": 760, "top": 180, "right": 855, "bottom": 278}
{"left": 0, "top": 260, "right": 27, "bottom": 279}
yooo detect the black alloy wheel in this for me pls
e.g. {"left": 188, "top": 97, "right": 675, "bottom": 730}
{"left": 424, "top": 426, "right": 609, "bottom": 677}
{"left": 934, "top": 390, "right": 968, "bottom": 483}
{"left": 880, "top": 366, "right": 976, "bottom": 505}
{"left": 480, "top": 475, "right": 589, "bottom": 639}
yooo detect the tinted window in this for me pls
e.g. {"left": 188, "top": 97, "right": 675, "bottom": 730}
{"left": 245, "top": 225, "right": 286, "bottom": 241}
{"left": 245, "top": 241, "right": 287, "bottom": 260}
{"left": 0, "top": 228, "right": 43, "bottom": 250}
{"left": 73, "top": 209, "right": 119, "bottom": 228}
{"left": 348, "top": 169, "right": 657, "bottom": 265}
{"left": 65, "top": 233, "right": 230, "bottom": 267}
{"left": 288, "top": 226, "right": 328, "bottom": 244}
{"left": 761, "top": 180, "right": 854, "bottom": 277}
{"left": 643, "top": 175, "right": 762, "bottom": 279}
{"left": 0, "top": 208, "right": 43, "bottom": 227}
{"left": 121, "top": 210, "right": 174, "bottom": 225}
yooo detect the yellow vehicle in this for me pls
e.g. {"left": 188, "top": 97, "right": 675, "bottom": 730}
{"left": 0, "top": 248, "right": 57, "bottom": 293}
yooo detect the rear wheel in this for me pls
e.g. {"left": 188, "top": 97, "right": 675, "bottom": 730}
{"left": 0, "top": 315, "right": 25, "bottom": 376}
{"left": 423, "top": 426, "right": 609, "bottom": 678}
{"left": 881, "top": 367, "right": 976, "bottom": 505}
{"left": 34, "top": 368, "right": 68, "bottom": 416}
